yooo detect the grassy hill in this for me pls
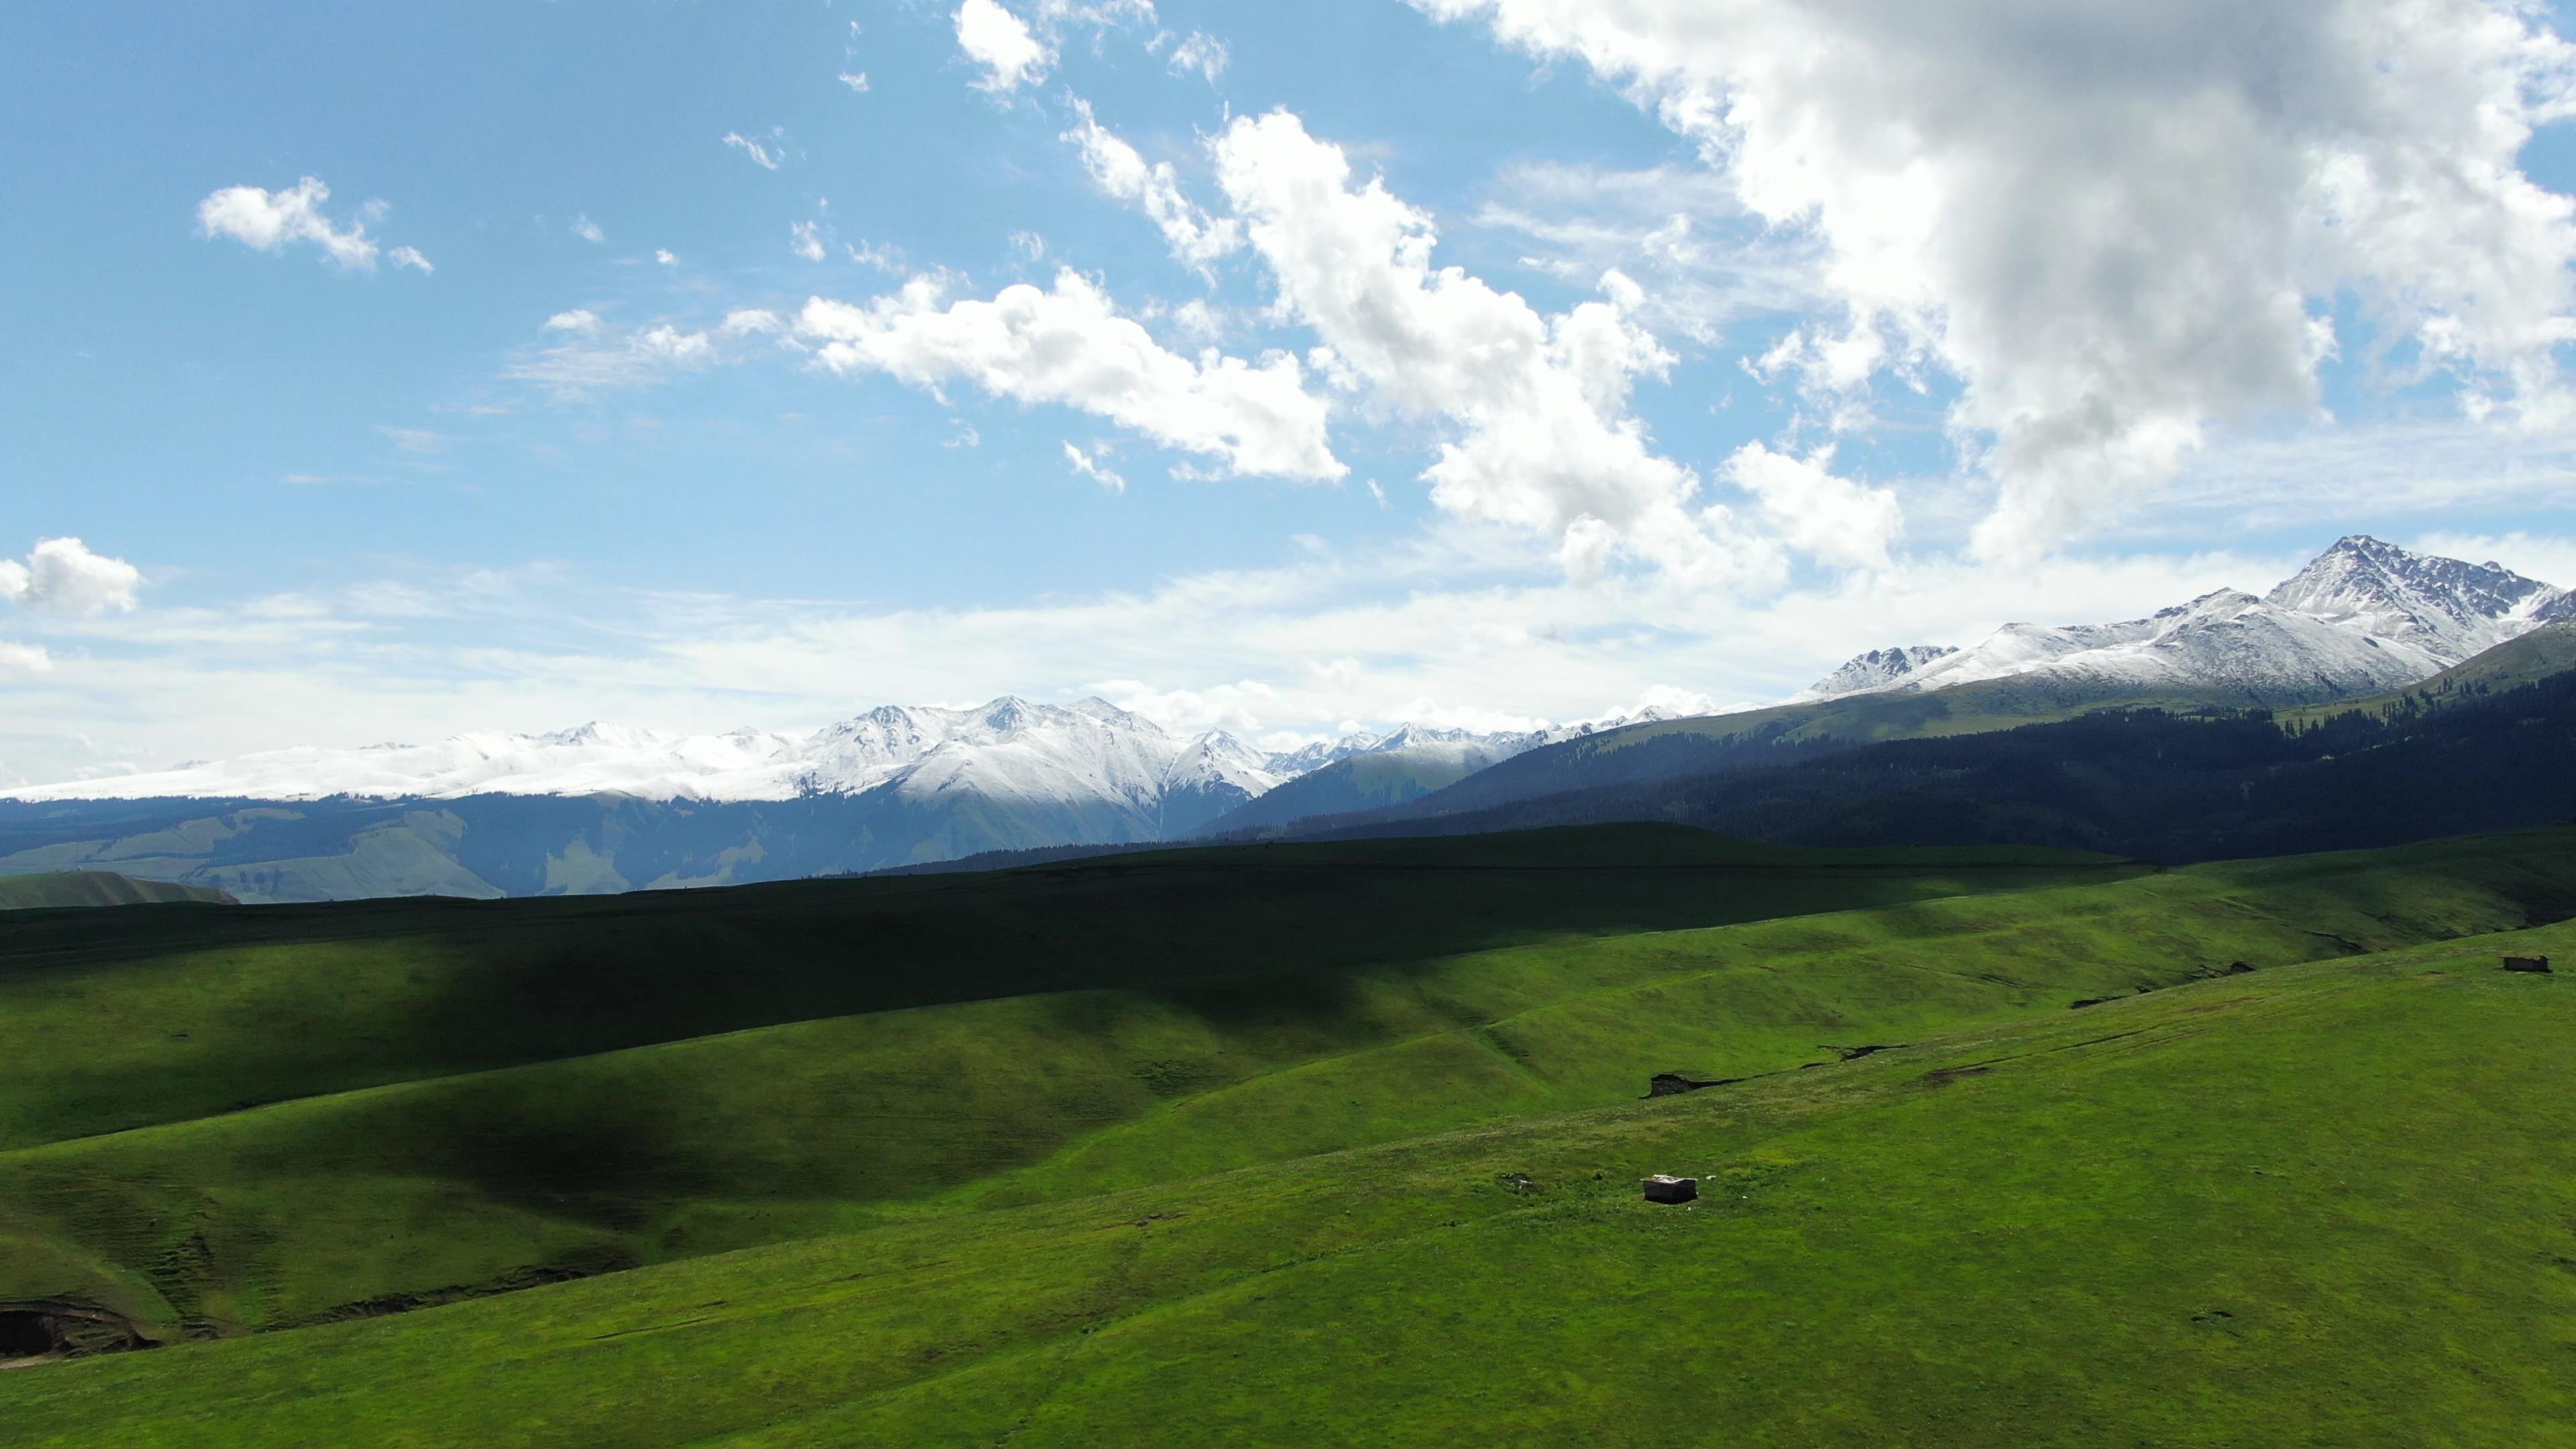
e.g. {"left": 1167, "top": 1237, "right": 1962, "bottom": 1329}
{"left": 0, "top": 872, "right": 233, "bottom": 910}
{"left": 0, "top": 828, "right": 2168, "bottom": 1334}
{"left": 2, "top": 845, "right": 2571, "bottom": 1443}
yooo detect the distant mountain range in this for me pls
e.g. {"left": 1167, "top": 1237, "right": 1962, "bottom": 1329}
{"left": 1788, "top": 535, "right": 2564, "bottom": 708}
{"left": 1, "top": 535, "right": 2565, "bottom": 900}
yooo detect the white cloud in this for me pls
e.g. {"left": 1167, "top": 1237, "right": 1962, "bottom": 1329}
{"left": 1063, "top": 99, "right": 1242, "bottom": 274}
{"left": 791, "top": 220, "right": 827, "bottom": 262}
{"left": 1063, "top": 441, "right": 1128, "bottom": 493}
{"left": 847, "top": 239, "right": 904, "bottom": 273}
{"left": 1474, "top": 161, "right": 1823, "bottom": 339}
{"left": 508, "top": 323, "right": 718, "bottom": 397}
{"left": 1415, "top": 0, "right": 2576, "bottom": 559}
{"left": 1212, "top": 109, "right": 1768, "bottom": 587}
{"left": 2404, "top": 530, "right": 2576, "bottom": 589}
{"left": 0, "top": 643, "right": 50, "bottom": 676}
{"left": 572, "top": 215, "right": 605, "bottom": 243}
{"left": 1010, "top": 229, "right": 1048, "bottom": 261}
{"left": 796, "top": 268, "right": 1343, "bottom": 480}
{"left": 655, "top": 249, "right": 679, "bottom": 267}
{"left": 0, "top": 531, "right": 2316, "bottom": 787}
{"left": 956, "top": 0, "right": 1052, "bottom": 95}
{"left": 721, "top": 308, "right": 786, "bottom": 337}
{"left": 378, "top": 427, "right": 452, "bottom": 454}
{"left": 387, "top": 246, "right": 433, "bottom": 274}
{"left": 543, "top": 309, "right": 603, "bottom": 333}
{"left": 1629, "top": 684, "right": 1715, "bottom": 718}
{"left": 722, "top": 131, "right": 783, "bottom": 170}
{"left": 1100, "top": 678, "right": 1276, "bottom": 733}
{"left": 195, "top": 176, "right": 390, "bottom": 270}
{"left": 0, "top": 539, "right": 144, "bottom": 616}
{"left": 1167, "top": 30, "right": 1228, "bottom": 83}
{"left": 1722, "top": 442, "right": 1903, "bottom": 572}
{"left": 838, "top": 72, "right": 871, "bottom": 93}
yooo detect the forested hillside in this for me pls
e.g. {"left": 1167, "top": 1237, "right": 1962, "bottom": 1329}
{"left": 1269, "top": 669, "right": 2576, "bottom": 861}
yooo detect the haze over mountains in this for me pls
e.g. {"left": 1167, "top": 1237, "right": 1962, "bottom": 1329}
{"left": 1, "top": 535, "right": 2566, "bottom": 900}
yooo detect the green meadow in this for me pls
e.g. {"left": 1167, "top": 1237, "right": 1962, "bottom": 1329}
{"left": 2, "top": 824, "right": 2572, "bottom": 1443}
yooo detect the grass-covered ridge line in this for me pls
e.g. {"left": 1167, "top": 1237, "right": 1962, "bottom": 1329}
{"left": 5, "top": 906, "right": 2571, "bottom": 1444}
{"left": 0, "top": 871, "right": 233, "bottom": 911}
{"left": 0, "top": 828, "right": 2567, "bottom": 1348}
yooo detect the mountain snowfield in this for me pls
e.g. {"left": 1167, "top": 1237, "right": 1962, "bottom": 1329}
{"left": 4, "top": 696, "right": 1672, "bottom": 817}
{"left": 1794, "top": 537, "right": 2567, "bottom": 706}
{"left": 5, "top": 533, "right": 2560, "bottom": 830}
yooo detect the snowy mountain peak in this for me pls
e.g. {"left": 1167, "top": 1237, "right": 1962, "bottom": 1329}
{"left": 1792, "top": 646, "right": 1961, "bottom": 703}
{"left": 1801, "top": 539, "right": 2563, "bottom": 710}
{"left": 2263, "top": 535, "right": 2561, "bottom": 657}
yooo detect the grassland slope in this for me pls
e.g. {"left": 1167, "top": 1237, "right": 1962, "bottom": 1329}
{"left": 0, "top": 830, "right": 2566, "bottom": 1343}
{"left": 5, "top": 908, "right": 2570, "bottom": 1444}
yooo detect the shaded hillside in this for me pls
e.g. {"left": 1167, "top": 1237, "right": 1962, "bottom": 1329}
{"left": 1256, "top": 623, "right": 2576, "bottom": 843}
{"left": 0, "top": 775, "right": 1254, "bottom": 904}
{"left": 1193, "top": 741, "right": 1527, "bottom": 834}
{"left": 0, "top": 872, "right": 235, "bottom": 910}
{"left": 1262, "top": 672, "right": 2373, "bottom": 838}
{"left": 1277, "top": 670, "right": 2576, "bottom": 863}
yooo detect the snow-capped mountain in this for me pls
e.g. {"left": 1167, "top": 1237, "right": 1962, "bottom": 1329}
{"left": 1800, "top": 537, "right": 2565, "bottom": 707}
{"left": 5, "top": 696, "right": 1285, "bottom": 812}
{"left": 1786, "top": 646, "right": 1960, "bottom": 704}
{"left": 2263, "top": 534, "right": 2562, "bottom": 660}
{"left": 0, "top": 696, "right": 1677, "bottom": 900}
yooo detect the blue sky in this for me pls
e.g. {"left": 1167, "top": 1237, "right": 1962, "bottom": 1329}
{"left": 7, "top": 0, "right": 2576, "bottom": 782}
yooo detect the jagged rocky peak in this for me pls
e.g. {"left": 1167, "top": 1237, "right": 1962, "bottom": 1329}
{"left": 1799, "top": 645, "right": 1960, "bottom": 702}
{"left": 2263, "top": 535, "right": 2562, "bottom": 653}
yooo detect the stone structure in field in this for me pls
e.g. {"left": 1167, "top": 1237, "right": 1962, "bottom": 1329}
{"left": 1642, "top": 1175, "right": 1699, "bottom": 1204}
{"left": 1648, "top": 1073, "right": 1719, "bottom": 1097}
{"left": 2502, "top": 955, "right": 2553, "bottom": 973}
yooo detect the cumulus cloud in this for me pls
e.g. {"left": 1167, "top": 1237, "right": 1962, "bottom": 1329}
{"left": 386, "top": 246, "right": 433, "bottom": 273}
{"left": 1415, "top": 0, "right": 2576, "bottom": 558}
{"left": 1212, "top": 109, "right": 1771, "bottom": 586}
{"left": 956, "top": 0, "right": 1051, "bottom": 94}
{"left": 572, "top": 215, "right": 605, "bottom": 243}
{"left": 790, "top": 220, "right": 827, "bottom": 262}
{"left": 655, "top": 249, "right": 679, "bottom": 267}
{"left": 796, "top": 269, "right": 1344, "bottom": 480}
{"left": 543, "top": 309, "right": 602, "bottom": 333}
{"left": 0, "top": 642, "right": 50, "bottom": 676}
{"left": 196, "top": 177, "right": 407, "bottom": 271}
{"left": 1063, "top": 99, "right": 1242, "bottom": 274}
{"left": 838, "top": 72, "right": 871, "bottom": 93}
{"left": 0, "top": 538, "right": 144, "bottom": 616}
{"left": 1722, "top": 442, "right": 1903, "bottom": 572}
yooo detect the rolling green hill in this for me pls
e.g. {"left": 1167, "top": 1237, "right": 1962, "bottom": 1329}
{"left": 3, "top": 868, "right": 2571, "bottom": 1444}
{"left": 0, "top": 872, "right": 233, "bottom": 910}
